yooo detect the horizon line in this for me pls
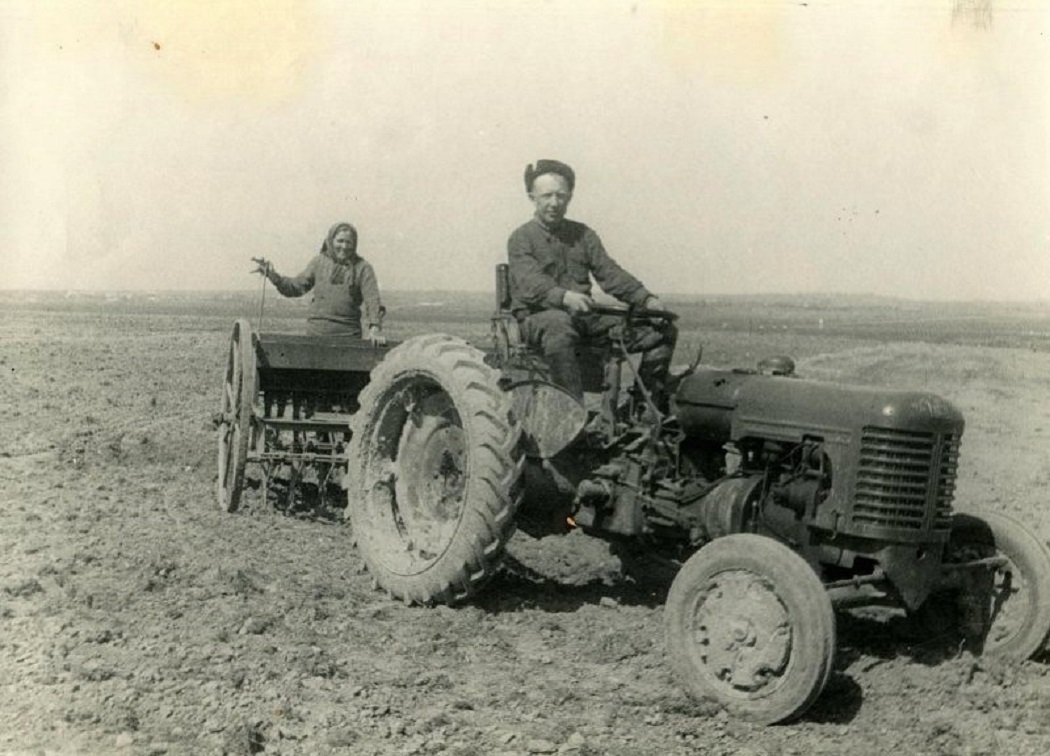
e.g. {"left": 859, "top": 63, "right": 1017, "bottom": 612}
{"left": 1, "top": 287, "right": 1048, "bottom": 307}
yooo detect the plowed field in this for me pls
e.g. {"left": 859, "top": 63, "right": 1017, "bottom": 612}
{"left": 2, "top": 294, "right": 1050, "bottom": 755}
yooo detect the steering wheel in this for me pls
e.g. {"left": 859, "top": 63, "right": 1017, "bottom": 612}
{"left": 588, "top": 303, "right": 679, "bottom": 322}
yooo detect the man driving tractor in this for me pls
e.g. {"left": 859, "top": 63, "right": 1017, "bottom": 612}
{"left": 507, "top": 159, "right": 677, "bottom": 406}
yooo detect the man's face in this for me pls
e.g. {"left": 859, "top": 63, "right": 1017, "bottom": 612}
{"left": 332, "top": 229, "right": 356, "bottom": 259}
{"left": 529, "top": 173, "right": 572, "bottom": 226}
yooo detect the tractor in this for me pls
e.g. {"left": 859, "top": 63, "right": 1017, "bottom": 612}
{"left": 225, "top": 266, "right": 1050, "bottom": 724}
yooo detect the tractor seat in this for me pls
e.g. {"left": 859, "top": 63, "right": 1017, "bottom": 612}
{"left": 492, "top": 263, "right": 609, "bottom": 394}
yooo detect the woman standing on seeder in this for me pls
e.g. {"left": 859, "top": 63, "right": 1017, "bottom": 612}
{"left": 253, "top": 221, "right": 386, "bottom": 344}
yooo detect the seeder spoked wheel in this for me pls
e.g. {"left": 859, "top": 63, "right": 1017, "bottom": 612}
{"left": 217, "top": 318, "right": 257, "bottom": 513}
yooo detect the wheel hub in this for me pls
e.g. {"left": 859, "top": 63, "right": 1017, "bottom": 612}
{"left": 366, "top": 386, "right": 469, "bottom": 569}
{"left": 416, "top": 425, "right": 466, "bottom": 520}
{"left": 694, "top": 570, "right": 793, "bottom": 692}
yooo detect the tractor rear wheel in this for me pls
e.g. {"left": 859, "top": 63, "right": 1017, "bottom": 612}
{"left": 217, "top": 318, "right": 256, "bottom": 513}
{"left": 346, "top": 334, "right": 523, "bottom": 605}
{"left": 665, "top": 534, "right": 836, "bottom": 725}
{"left": 912, "top": 510, "right": 1050, "bottom": 660}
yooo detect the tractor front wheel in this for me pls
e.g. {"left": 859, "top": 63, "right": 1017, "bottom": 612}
{"left": 346, "top": 335, "right": 523, "bottom": 605}
{"left": 665, "top": 534, "right": 836, "bottom": 725}
{"left": 912, "top": 510, "right": 1050, "bottom": 660}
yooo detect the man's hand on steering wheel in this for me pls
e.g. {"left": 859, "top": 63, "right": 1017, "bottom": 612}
{"left": 644, "top": 295, "right": 666, "bottom": 312}
{"left": 563, "top": 290, "right": 593, "bottom": 314}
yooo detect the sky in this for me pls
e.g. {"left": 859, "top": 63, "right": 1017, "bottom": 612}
{"left": 1, "top": 0, "right": 1047, "bottom": 300}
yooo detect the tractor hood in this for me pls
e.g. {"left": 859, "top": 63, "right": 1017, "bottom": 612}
{"left": 673, "top": 367, "right": 964, "bottom": 443}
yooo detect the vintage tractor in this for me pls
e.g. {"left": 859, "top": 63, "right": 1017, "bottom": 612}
{"left": 215, "top": 319, "right": 395, "bottom": 512}
{"left": 343, "top": 265, "right": 1050, "bottom": 724}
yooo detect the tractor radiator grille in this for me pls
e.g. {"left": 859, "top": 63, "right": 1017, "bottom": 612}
{"left": 853, "top": 427, "right": 958, "bottom": 532}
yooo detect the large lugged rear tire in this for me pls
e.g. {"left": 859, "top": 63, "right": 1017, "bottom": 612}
{"left": 665, "top": 534, "right": 836, "bottom": 725}
{"left": 912, "top": 511, "right": 1050, "bottom": 660}
{"left": 346, "top": 334, "right": 523, "bottom": 605}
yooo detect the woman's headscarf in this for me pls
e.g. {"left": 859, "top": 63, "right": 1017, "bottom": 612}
{"left": 321, "top": 221, "right": 358, "bottom": 283}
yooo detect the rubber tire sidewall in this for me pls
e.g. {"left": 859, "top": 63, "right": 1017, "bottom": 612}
{"left": 347, "top": 334, "right": 523, "bottom": 605}
{"left": 947, "top": 510, "right": 1050, "bottom": 660}
{"left": 665, "top": 534, "right": 836, "bottom": 725}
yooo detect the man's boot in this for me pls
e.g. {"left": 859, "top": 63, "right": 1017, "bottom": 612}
{"left": 546, "top": 348, "right": 584, "bottom": 402}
